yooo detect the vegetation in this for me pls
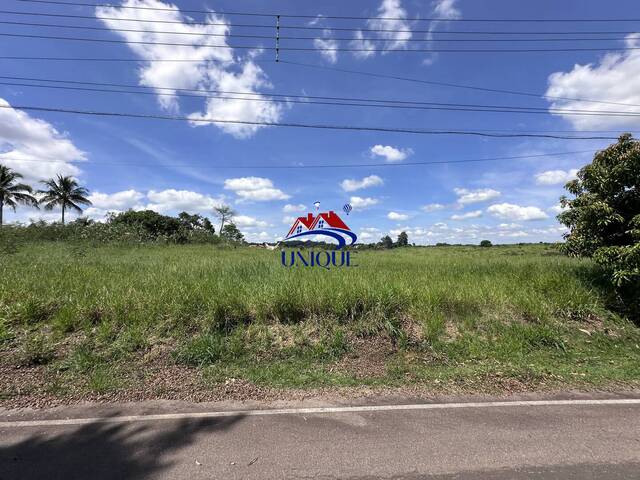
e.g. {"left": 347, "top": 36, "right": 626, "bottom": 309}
{"left": 38, "top": 174, "right": 92, "bottom": 225}
{"left": 0, "top": 165, "right": 38, "bottom": 225}
{"left": 559, "top": 134, "right": 640, "bottom": 318}
{"left": 1, "top": 242, "right": 639, "bottom": 403}
{"left": 213, "top": 204, "right": 236, "bottom": 234}
{"left": 480, "top": 240, "right": 493, "bottom": 247}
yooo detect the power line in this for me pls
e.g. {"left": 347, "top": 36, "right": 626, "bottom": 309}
{"left": 3, "top": 10, "right": 640, "bottom": 35}
{"left": 280, "top": 60, "right": 640, "bottom": 109}
{"left": 2, "top": 20, "right": 636, "bottom": 42}
{"left": 5, "top": 31, "right": 640, "bottom": 53}
{"left": 0, "top": 103, "right": 620, "bottom": 140}
{"left": 12, "top": 0, "right": 640, "bottom": 22}
{"left": 0, "top": 150, "right": 596, "bottom": 169}
{"left": 3, "top": 79, "right": 640, "bottom": 118}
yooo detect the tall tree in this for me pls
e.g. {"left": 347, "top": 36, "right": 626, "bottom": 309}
{"left": 38, "top": 175, "right": 92, "bottom": 224}
{"left": 213, "top": 204, "right": 235, "bottom": 234}
{"left": 396, "top": 231, "right": 409, "bottom": 247}
{"left": 220, "top": 222, "right": 244, "bottom": 243}
{"left": 380, "top": 235, "right": 393, "bottom": 249}
{"left": 0, "top": 164, "right": 39, "bottom": 225}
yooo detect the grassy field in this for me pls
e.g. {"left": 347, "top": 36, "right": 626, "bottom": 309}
{"left": 1, "top": 242, "right": 639, "bottom": 405}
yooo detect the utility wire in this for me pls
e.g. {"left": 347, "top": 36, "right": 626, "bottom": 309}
{"left": 0, "top": 20, "right": 636, "bottom": 42}
{"left": 4, "top": 79, "right": 640, "bottom": 117}
{"left": 279, "top": 60, "right": 640, "bottom": 109}
{"left": 3, "top": 10, "right": 640, "bottom": 35}
{"left": 0, "top": 150, "right": 596, "bottom": 169}
{"left": 5, "top": 31, "right": 640, "bottom": 53}
{"left": 0, "top": 103, "right": 620, "bottom": 140}
{"left": 12, "top": 0, "right": 640, "bottom": 22}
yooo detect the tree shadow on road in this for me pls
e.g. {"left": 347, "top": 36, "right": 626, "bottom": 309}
{"left": 0, "top": 413, "right": 244, "bottom": 480}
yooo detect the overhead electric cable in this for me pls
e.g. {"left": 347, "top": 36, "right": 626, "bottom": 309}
{"left": 3, "top": 79, "right": 640, "bottom": 117}
{"left": 4, "top": 31, "right": 640, "bottom": 53}
{"left": 12, "top": 0, "right": 640, "bottom": 22}
{"left": 2, "top": 20, "right": 637, "bottom": 42}
{"left": 0, "top": 150, "right": 597, "bottom": 169}
{"left": 3, "top": 10, "right": 640, "bottom": 35}
{"left": 0, "top": 103, "right": 620, "bottom": 140}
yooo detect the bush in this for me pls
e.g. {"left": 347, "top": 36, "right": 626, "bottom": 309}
{"left": 480, "top": 240, "right": 492, "bottom": 247}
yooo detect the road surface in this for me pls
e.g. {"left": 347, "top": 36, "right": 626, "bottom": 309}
{"left": 1, "top": 396, "right": 640, "bottom": 479}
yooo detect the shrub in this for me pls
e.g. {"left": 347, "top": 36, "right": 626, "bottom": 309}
{"left": 480, "top": 240, "right": 492, "bottom": 247}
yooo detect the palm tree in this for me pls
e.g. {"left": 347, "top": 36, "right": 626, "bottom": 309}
{"left": 0, "top": 164, "right": 39, "bottom": 225}
{"left": 38, "top": 175, "right": 92, "bottom": 224}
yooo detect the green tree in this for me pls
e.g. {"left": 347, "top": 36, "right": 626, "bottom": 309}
{"left": 0, "top": 165, "right": 38, "bottom": 225}
{"left": 213, "top": 204, "right": 235, "bottom": 234}
{"left": 480, "top": 240, "right": 492, "bottom": 247}
{"left": 396, "top": 231, "right": 409, "bottom": 247}
{"left": 380, "top": 235, "right": 393, "bottom": 249}
{"left": 178, "top": 211, "right": 215, "bottom": 233}
{"left": 558, "top": 134, "right": 640, "bottom": 316}
{"left": 220, "top": 222, "right": 244, "bottom": 243}
{"left": 38, "top": 175, "right": 92, "bottom": 224}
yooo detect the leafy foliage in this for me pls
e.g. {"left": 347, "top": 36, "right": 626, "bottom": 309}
{"left": 480, "top": 240, "right": 493, "bottom": 247}
{"left": 220, "top": 222, "right": 244, "bottom": 243}
{"left": 558, "top": 134, "right": 640, "bottom": 317}
{"left": 396, "top": 231, "right": 409, "bottom": 247}
{"left": 380, "top": 235, "right": 393, "bottom": 249}
{"left": 38, "top": 175, "right": 92, "bottom": 224}
{"left": 0, "top": 164, "right": 39, "bottom": 225}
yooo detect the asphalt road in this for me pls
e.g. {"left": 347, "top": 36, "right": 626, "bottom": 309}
{"left": 1, "top": 398, "right": 640, "bottom": 479}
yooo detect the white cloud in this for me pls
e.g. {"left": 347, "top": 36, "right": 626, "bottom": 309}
{"left": 548, "top": 203, "right": 568, "bottom": 214}
{"left": 534, "top": 169, "right": 578, "bottom": 185}
{"left": 340, "top": 174, "right": 384, "bottom": 192}
{"left": 0, "top": 98, "right": 85, "bottom": 181}
{"left": 421, "top": 203, "right": 445, "bottom": 212}
{"left": 349, "top": 196, "right": 379, "bottom": 209}
{"left": 545, "top": 34, "right": 640, "bottom": 129}
{"left": 454, "top": 188, "right": 501, "bottom": 205}
{"left": 451, "top": 210, "right": 482, "bottom": 220}
{"left": 234, "top": 215, "right": 268, "bottom": 228}
{"left": 370, "top": 144, "right": 413, "bottom": 162}
{"left": 487, "top": 203, "right": 549, "bottom": 221}
{"left": 145, "top": 189, "right": 222, "bottom": 213}
{"left": 387, "top": 211, "right": 409, "bottom": 221}
{"left": 283, "top": 203, "right": 306, "bottom": 213}
{"left": 224, "top": 176, "right": 290, "bottom": 202}
{"left": 88, "top": 190, "right": 144, "bottom": 210}
{"left": 349, "top": 30, "right": 376, "bottom": 59}
{"left": 432, "top": 0, "right": 461, "bottom": 18}
{"left": 96, "top": 0, "right": 282, "bottom": 139}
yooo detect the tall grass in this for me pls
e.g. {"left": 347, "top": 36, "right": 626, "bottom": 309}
{"left": 2, "top": 243, "right": 639, "bottom": 393}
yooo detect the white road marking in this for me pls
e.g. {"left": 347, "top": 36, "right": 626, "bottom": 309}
{"left": 1, "top": 398, "right": 639, "bottom": 428}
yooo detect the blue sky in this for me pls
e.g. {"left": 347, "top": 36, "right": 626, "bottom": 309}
{"left": 1, "top": 0, "right": 639, "bottom": 244}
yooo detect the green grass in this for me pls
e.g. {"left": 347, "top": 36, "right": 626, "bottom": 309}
{"left": 1, "top": 242, "right": 639, "bottom": 399}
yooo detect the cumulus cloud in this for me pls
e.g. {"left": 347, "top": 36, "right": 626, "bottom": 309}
{"left": 421, "top": 203, "right": 445, "bottom": 212}
{"left": 88, "top": 190, "right": 144, "bottom": 210}
{"left": 535, "top": 169, "right": 578, "bottom": 185}
{"left": 145, "top": 188, "right": 223, "bottom": 213}
{"left": 454, "top": 188, "right": 501, "bottom": 205}
{"left": 487, "top": 203, "right": 549, "bottom": 221}
{"left": 349, "top": 196, "right": 379, "bottom": 209}
{"left": 349, "top": 0, "right": 412, "bottom": 59}
{"left": 387, "top": 211, "right": 409, "bottom": 221}
{"left": 451, "top": 210, "right": 482, "bottom": 220}
{"left": 96, "top": 0, "right": 282, "bottom": 139}
{"left": 283, "top": 203, "right": 306, "bottom": 213}
{"left": 545, "top": 34, "right": 640, "bottom": 129}
{"left": 0, "top": 98, "right": 85, "bottom": 180}
{"left": 340, "top": 174, "right": 384, "bottom": 192}
{"left": 224, "top": 176, "right": 290, "bottom": 202}
{"left": 234, "top": 215, "right": 268, "bottom": 228}
{"left": 370, "top": 144, "right": 413, "bottom": 162}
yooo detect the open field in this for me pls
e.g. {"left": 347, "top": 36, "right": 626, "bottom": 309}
{"left": 1, "top": 243, "right": 639, "bottom": 407}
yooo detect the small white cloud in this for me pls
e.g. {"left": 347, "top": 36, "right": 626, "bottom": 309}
{"left": 145, "top": 189, "right": 222, "bottom": 213}
{"left": 487, "top": 203, "right": 549, "bottom": 221}
{"left": 534, "top": 169, "right": 578, "bottom": 185}
{"left": 283, "top": 203, "right": 306, "bottom": 213}
{"left": 224, "top": 176, "right": 290, "bottom": 202}
{"left": 234, "top": 215, "right": 268, "bottom": 228}
{"left": 88, "top": 190, "right": 144, "bottom": 210}
{"left": 548, "top": 203, "right": 568, "bottom": 214}
{"left": 451, "top": 210, "right": 482, "bottom": 220}
{"left": 350, "top": 196, "right": 379, "bottom": 209}
{"left": 370, "top": 144, "right": 413, "bottom": 162}
{"left": 421, "top": 203, "right": 445, "bottom": 212}
{"left": 340, "top": 174, "right": 384, "bottom": 192}
{"left": 314, "top": 33, "right": 339, "bottom": 64}
{"left": 349, "top": 30, "right": 376, "bottom": 59}
{"left": 454, "top": 188, "right": 501, "bottom": 205}
{"left": 387, "top": 211, "right": 409, "bottom": 221}
{"left": 433, "top": 0, "right": 461, "bottom": 18}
